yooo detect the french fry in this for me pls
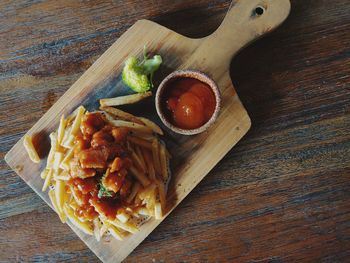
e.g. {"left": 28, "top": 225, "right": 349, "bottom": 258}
{"left": 100, "top": 219, "right": 124, "bottom": 240}
{"left": 100, "top": 106, "right": 144, "bottom": 125}
{"left": 137, "top": 207, "right": 151, "bottom": 216}
{"left": 152, "top": 139, "right": 161, "bottom": 175}
{"left": 138, "top": 117, "right": 163, "bottom": 135}
{"left": 147, "top": 207, "right": 155, "bottom": 217}
{"left": 155, "top": 179, "right": 166, "bottom": 213}
{"left": 100, "top": 91, "right": 152, "bottom": 107}
{"left": 128, "top": 136, "right": 153, "bottom": 150}
{"left": 60, "top": 144, "right": 76, "bottom": 171}
{"left": 93, "top": 218, "right": 102, "bottom": 241}
{"left": 69, "top": 201, "right": 78, "bottom": 211}
{"left": 125, "top": 207, "right": 133, "bottom": 213}
{"left": 159, "top": 143, "right": 169, "bottom": 180}
{"left": 64, "top": 205, "right": 93, "bottom": 235}
{"left": 53, "top": 152, "right": 63, "bottom": 171}
{"left": 46, "top": 133, "right": 57, "bottom": 168}
{"left": 134, "top": 195, "right": 142, "bottom": 206}
{"left": 70, "top": 185, "right": 83, "bottom": 206}
{"left": 42, "top": 168, "right": 53, "bottom": 191}
{"left": 135, "top": 146, "right": 146, "bottom": 173}
{"left": 108, "top": 224, "right": 125, "bottom": 241}
{"left": 138, "top": 183, "right": 156, "bottom": 201}
{"left": 54, "top": 174, "right": 70, "bottom": 181}
{"left": 130, "top": 131, "right": 156, "bottom": 141}
{"left": 40, "top": 169, "right": 48, "bottom": 179}
{"left": 145, "top": 189, "right": 156, "bottom": 214}
{"left": 70, "top": 106, "right": 85, "bottom": 136}
{"left": 61, "top": 134, "right": 74, "bottom": 149}
{"left": 142, "top": 149, "right": 156, "bottom": 181}
{"left": 129, "top": 166, "right": 150, "bottom": 187}
{"left": 55, "top": 179, "right": 66, "bottom": 214}
{"left": 100, "top": 112, "right": 119, "bottom": 125}
{"left": 130, "top": 150, "right": 146, "bottom": 173}
{"left": 154, "top": 202, "right": 162, "bottom": 219}
{"left": 66, "top": 107, "right": 80, "bottom": 123}
{"left": 108, "top": 219, "right": 138, "bottom": 234}
{"left": 127, "top": 181, "right": 140, "bottom": 204}
{"left": 23, "top": 135, "right": 40, "bottom": 163}
{"left": 60, "top": 125, "right": 71, "bottom": 146}
{"left": 108, "top": 120, "right": 152, "bottom": 134}
{"left": 99, "top": 223, "right": 108, "bottom": 238}
{"left": 57, "top": 115, "right": 67, "bottom": 145}
{"left": 48, "top": 189, "right": 66, "bottom": 223}
{"left": 116, "top": 211, "right": 130, "bottom": 223}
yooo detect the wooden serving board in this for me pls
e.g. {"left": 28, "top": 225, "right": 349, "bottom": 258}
{"left": 5, "top": 1, "right": 290, "bottom": 262}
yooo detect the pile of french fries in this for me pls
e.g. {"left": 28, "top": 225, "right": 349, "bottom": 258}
{"left": 24, "top": 92, "right": 171, "bottom": 241}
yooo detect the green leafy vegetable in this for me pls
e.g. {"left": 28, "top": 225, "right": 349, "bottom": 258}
{"left": 98, "top": 182, "right": 113, "bottom": 198}
{"left": 122, "top": 47, "right": 162, "bottom": 93}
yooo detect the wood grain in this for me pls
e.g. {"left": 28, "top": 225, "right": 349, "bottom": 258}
{"left": 6, "top": 0, "right": 292, "bottom": 260}
{"left": 1, "top": 0, "right": 350, "bottom": 262}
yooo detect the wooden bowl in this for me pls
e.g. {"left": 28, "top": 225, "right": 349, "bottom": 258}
{"left": 155, "top": 70, "right": 221, "bottom": 135}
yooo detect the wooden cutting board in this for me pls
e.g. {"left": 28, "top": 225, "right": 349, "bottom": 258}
{"left": 5, "top": 0, "right": 290, "bottom": 262}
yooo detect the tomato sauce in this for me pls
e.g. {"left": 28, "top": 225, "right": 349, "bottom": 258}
{"left": 81, "top": 112, "right": 105, "bottom": 136}
{"left": 103, "top": 171, "right": 125, "bottom": 193}
{"left": 67, "top": 112, "right": 134, "bottom": 221}
{"left": 69, "top": 177, "right": 98, "bottom": 195}
{"left": 68, "top": 170, "right": 126, "bottom": 220}
{"left": 90, "top": 196, "right": 121, "bottom": 220}
{"left": 162, "top": 78, "right": 216, "bottom": 129}
{"left": 76, "top": 204, "right": 99, "bottom": 220}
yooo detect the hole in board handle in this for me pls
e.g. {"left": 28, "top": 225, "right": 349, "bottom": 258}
{"left": 254, "top": 6, "right": 265, "bottom": 16}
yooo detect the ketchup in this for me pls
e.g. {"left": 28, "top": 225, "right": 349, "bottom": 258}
{"left": 162, "top": 78, "right": 216, "bottom": 129}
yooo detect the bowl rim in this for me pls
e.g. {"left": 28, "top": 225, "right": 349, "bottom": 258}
{"left": 155, "top": 69, "right": 221, "bottom": 135}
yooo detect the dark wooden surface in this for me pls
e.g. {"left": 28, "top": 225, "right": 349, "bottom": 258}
{"left": 1, "top": 0, "right": 349, "bottom": 262}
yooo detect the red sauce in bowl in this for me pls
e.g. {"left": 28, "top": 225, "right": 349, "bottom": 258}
{"left": 161, "top": 78, "right": 216, "bottom": 129}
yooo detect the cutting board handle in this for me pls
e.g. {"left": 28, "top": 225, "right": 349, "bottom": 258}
{"left": 195, "top": 0, "right": 291, "bottom": 69}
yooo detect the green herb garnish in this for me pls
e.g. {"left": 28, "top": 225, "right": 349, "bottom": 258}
{"left": 98, "top": 182, "right": 113, "bottom": 198}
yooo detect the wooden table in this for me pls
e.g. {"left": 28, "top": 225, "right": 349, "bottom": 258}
{"left": 1, "top": 0, "right": 349, "bottom": 262}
